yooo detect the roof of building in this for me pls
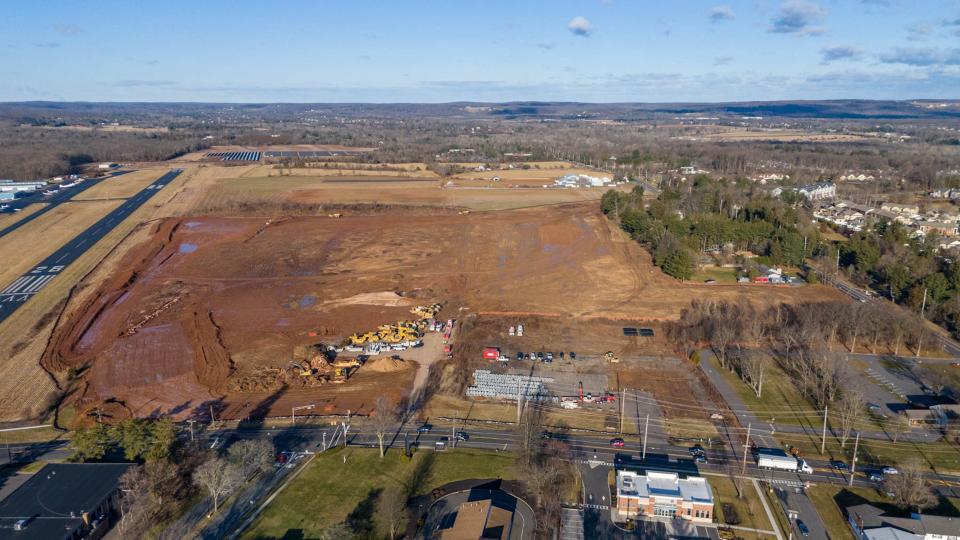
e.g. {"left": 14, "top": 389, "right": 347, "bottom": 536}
{"left": 0, "top": 462, "right": 131, "bottom": 540}
{"left": 440, "top": 499, "right": 512, "bottom": 540}
{"left": 846, "top": 503, "right": 958, "bottom": 537}
{"left": 617, "top": 470, "right": 712, "bottom": 504}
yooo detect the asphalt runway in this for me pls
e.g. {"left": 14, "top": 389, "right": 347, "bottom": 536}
{"left": 0, "top": 171, "right": 130, "bottom": 238}
{"left": 0, "top": 169, "right": 181, "bottom": 325}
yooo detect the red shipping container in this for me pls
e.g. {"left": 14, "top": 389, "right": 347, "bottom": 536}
{"left": 482, "top": 347, "right": 500, "bottom": 359}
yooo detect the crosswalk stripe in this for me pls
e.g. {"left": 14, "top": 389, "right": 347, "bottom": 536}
{"left": 25, "top": 275, "right": 54, "bottom": 293}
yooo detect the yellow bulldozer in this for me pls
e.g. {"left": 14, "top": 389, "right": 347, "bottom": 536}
{"left": 603, "top": 351, "right": 620, "bottom": 364}
{"left": 410, "top": 303, "right": 442, "bottom": 320}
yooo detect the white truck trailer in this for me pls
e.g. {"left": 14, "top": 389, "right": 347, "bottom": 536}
{"left": 756, "top": 448, "right": 813, "bottom": 474}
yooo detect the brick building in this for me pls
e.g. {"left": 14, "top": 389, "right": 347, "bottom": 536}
{"left": 615, "top": 470, "right": 714, "bottom": 523}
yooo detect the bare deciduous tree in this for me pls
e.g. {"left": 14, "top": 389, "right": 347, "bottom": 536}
{"left": 836, "top": 391, "right": 865, "bottom": 447}
{"left": 227, "top": 439, "right": 275, "bottom": 480}
{"left": 883, "top": 460, "right": 937, "bottom": 513}
{"left": 372, "top": 396, "right": 397, "bottom": 459}
{"left": 193, "top": 456, "right": 243, "bottom": 514}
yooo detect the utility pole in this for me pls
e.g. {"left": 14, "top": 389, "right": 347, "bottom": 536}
{"left": 620, "top": 388, "right": 626, "bottom": 434}
{"left": 342, "top": 421, "right": 350, "bottom": 448}
{"left": 209, "top": 404, "right": 216, "bottom": 424}
{"left": 516, "top": 385, "right": 523, "bottom": 424}
{"left": 920, "top": 287, "right": 928, "bottom": 318}
{"left": 642, "top": 414, "right": 649, "bottom": 460}
{"left": 741, "top": 423, "right": 752, "bottom": 475}
{"left": 452, "top": 425, "right": 456, "bottom": 449}
{"left": 186, "top": 419, "right": 196, "bottom": 443}
{"left": 821, "top": 406, "right": 828, "bottom": 455}
{"left": 322, "top": 432, "right": 327, "bottom": 451}
{"left": 849, "top": 432, "right": 860, "bottom": 487}
{"left": 836, "top": 247, "right": 840, "bottom": 271}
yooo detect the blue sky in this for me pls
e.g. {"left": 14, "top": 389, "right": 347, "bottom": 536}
{"left": 2, "top": 0, "right": 959, "bottom": 102}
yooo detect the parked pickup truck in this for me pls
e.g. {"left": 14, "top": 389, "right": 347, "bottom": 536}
{"left": 756, "top": 448, "right": 814, "bottom": 474}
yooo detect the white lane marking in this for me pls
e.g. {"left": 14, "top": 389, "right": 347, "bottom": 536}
{"left": 1, "top": 276, "right": 32, "bottom": 294}
{"left": 25, "top": 275, "right": 55, "bottom": 293}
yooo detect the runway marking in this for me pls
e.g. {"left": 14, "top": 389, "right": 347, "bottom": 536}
{"left": 1, "top": 276, "right": 33, "bottom": 294}
{"left": 24, "top": 275, "right": 55, "bottom": 293}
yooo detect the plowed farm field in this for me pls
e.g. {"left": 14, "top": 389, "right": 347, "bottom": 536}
{"left": 44, "top": 202, "right": 843, "bottom": 421}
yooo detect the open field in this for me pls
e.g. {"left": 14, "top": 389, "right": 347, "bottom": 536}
{"left": 682, "top": 128, "right": 876, "bottom": 143}
{"left": 173, "top": 144, "right": 374, "bottom": 162}
{"left": 241, "top": 447, "right": 518, "bottom": 540}
{"left": 70, "top": 169, "right": 168, "bottom": 200}
{"left": 0, "top": 203, "right": 46, "bottom": 229}
{"left": 711, "top": 477, "right": 775, "bottom": 538}
{"left": 237, "top": 163, "right": 439, "bottom": 178}
{"left": 451, "top": 166, "right": 611, "bottom": 186}
{"left": 0, "top": 200, "right": 122, "bottom": 287}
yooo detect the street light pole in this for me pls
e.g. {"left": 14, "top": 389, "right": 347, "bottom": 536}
{"left": 292, "top": 404, "right": 315, "bottom": 426}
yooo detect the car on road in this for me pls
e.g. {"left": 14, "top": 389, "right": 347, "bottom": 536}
{"left": 559, "top": 351, "right": 565, "bottom": 359}
{"left": 455, "top": 431, "right": 469, "bottom": 442}
{"left": 540, "top": 431, "right": 553, "bottom": 440}
{"left": 689, "top": 445, "right": 705, "bottom": 456}
{"left": 416, "top": 423, "right": 433, "bottom": 434}
{"left": 610, "top": 438, "right": 625, "bottom": 448}
{"left": 869, "top": 473, "right": 884, "bottom": 482}
{"left": 435, "top": 437, "right": 448, "bottom": 450}
{"left": 830, "top": 460, "right": 848, "bottom": 470}
{"left": 867, "top": 403, "right": 881, "bottom": 412}
{"left": 569, "top": 351, "right": 576, "bottom": 360}
{"left": 546, "top": 352, "right": 554, "bottom": 361}
{"left": 796, "top": 520, "right": 809, "bottom": 537}
{"left": 537, "top": 352, "right": 544, "bottom": 360}
{"left": 881, "top": 466, "right": 899, "bottom": 475}
{"left": 694, "top": 455, "right": 708, "bottom": 464}
{"left": 516, "top": 351, "right": 524, "bottom": 361}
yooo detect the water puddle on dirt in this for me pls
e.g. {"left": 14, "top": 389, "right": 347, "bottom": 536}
{"left": 298, "top": 295, "right": 316, "bottom": 309}
{"left": 178, "top": 243, "right": 198, "bottom": 253}
{"left": 184, "top": 221, "right": 202, "bottom": 230}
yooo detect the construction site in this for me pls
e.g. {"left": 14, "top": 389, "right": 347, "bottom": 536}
{"left": 24, "top": 162, "right": 845, "bottom": 426}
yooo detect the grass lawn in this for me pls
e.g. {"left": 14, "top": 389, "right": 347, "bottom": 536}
{"left": 780, "top": 434, "right": 960, "bottom": 473}
{"left": 711, "top": 477, "right": 775, "bottom": 539}
{"left": 807, "top": 484, "right": 960, "bottom": 540}
{"left": 710, "top": 356, "right": 818, "bottom": 429}
{"left": 691, "top": 266, "right": 739, "bottom": 284}
{"left": 242, "top": 447, "right": 518, "bottom": 540}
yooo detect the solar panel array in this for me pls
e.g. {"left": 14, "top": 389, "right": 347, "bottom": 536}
{"left": 465, "top": 370, "right": 553, "bottom": 401}
{"left": 262, "top": 150, "right": 358, "bottom": 158}
{"left": 207, "top": 151, "right": 261, "bottom": 161}
{"left": 623, "top": 327, "right": 655, "bottom": 337}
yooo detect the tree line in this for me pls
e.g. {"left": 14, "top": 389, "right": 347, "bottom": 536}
{"left": 601, "top": 176, "right": 822, "bottom": 280}
{"left": 832, "top": 218, "right": 960, "bottom": 337}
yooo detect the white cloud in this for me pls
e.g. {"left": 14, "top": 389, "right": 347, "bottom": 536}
{"left": 568, "top": 16, "right": 593, "bottom": 37}
{"left": 820, "top": 45, "right": 863, "bottom": 64}
{"left": 769, "top": 1, "right": 826, "bottom": 36}
{"left": 709, "top": 5, "right": 735, "bottom": 23}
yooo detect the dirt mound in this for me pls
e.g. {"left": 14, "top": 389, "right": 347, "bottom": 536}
{"left": 364, "top": 356, "right": 411, "bottom": 373}
{"left": 325, "top": 291, "right": 413, "bottom": 308}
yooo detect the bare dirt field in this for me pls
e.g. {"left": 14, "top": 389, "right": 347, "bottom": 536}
{"left": 42, "top": 199, "right": 844, "bottom": 422}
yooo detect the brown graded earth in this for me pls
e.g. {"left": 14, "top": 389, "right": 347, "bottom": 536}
{"left": 44, "top": 202, "right": 844, "bottom": 422}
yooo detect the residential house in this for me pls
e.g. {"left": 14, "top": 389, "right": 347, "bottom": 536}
{"left": 797, "top": 181, "right": 837, "bottom": 200}
{"left": 880, "top": 203, "right": 920, "bottom": 215}
{"left": 615, "top": 470, "right": 714, "bottom": 523}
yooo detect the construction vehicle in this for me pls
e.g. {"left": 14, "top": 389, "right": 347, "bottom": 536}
{"left": 410, "top": 303, "right": 442, "bottom": 319}
{"left": 328, "top": 213, "right": 342, "bottom": 218}
{"left": 603, "top": 351, "right": 620, "bottom": 363}
{"left": 287, "top": 361, "right": 313, "bottom": 377}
